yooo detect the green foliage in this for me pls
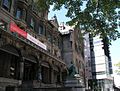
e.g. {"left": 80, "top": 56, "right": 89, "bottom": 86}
{"left": 36, "top": 0, "right": 120, "bottom": 42}
{"left": 34, "top": 0, "right": 49, "bottom": 11}
{"left": 115, "top": 61, "right": 120, "bottom": 75}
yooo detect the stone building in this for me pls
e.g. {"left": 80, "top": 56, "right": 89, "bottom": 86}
{"left": 59, "top": 24, "right": 85, "bottom": 91}
{"left": 0, "top": 0, "right": 68, "bottom": 90}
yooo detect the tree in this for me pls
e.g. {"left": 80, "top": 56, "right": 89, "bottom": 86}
{"left": 115, "top": 61, "right": 120, "bottom": 75}
{"left": 36, "top": 0, "right": 120, "bottom": 42}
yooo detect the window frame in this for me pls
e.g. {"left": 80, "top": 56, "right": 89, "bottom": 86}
{"left": 2, "top": 0, "right": 12, "bottom": 12}
{"left": 38, "top": 25, "right": 44, "bottom": 35}
{"left": 15, "top": 7, "right": 23, "bottom": 20}
{"left": 30, "top": 17, "right": 35, "bottom": 30}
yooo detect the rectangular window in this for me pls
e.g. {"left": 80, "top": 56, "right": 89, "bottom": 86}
{"left": 109, "top": 69, "right": 113, "bottom": 74}
{"left": 16, "top": 8, "right": 22, "bottom": 20}
{"left": 2, "top": 0, "right": 11, "bottom": 11}
{"left": 88, "top": 60, "right": 91, "bottom": 67}
{"left": 3, "top": 0, "right": 9, "bottom": 8}
{"left": 96, "top": 71, "right": 105, "bottom": 75}
{"left": 39, "top": 25, "right": 43, "bottom": 35}
{"left": 30, "top": 18, "right": 34, "bottom": 30}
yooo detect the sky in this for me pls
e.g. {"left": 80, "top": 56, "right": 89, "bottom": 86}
{"left": 110, "top": 40, "right": 120, "bottom": 87}
{"left": 48, "top": 6, "right": 120, "bottom": 87}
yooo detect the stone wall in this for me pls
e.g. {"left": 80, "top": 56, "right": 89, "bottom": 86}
{"left": 0, "top": 77, "right": 19, "bottom": 91}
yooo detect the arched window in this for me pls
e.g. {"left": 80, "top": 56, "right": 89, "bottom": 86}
{"left": 2, "top": 0, "right": 12, "bottom": 11}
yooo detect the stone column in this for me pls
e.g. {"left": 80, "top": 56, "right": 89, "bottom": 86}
{"left": 19, "top": 57, "right": 24, "bottom": 85}
{"left": 20, "top": 61, "right": 24, "bottom": 79}
{"left": 35, "top": 64, "right": 42, "bottom": 88}
{"left": 37, "top": 64, "right": 42, "bottom": 81}
{"left": 50, "top": 68, "right": 54, "bottom": 84}
{"left": 59, "top": 70, "right": 62, "bottom": 84}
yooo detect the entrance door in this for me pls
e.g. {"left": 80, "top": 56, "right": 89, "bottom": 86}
{"left": 23, "top": 60, "right": 36, "bottom": 81}
{"left": 41, "top": 66, "right": 51, "bottom": 83}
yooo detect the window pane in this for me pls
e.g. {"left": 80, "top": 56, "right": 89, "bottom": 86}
{"left": 2, "top": 0, "right": 11, "bottom": 10}
{"left": 39, "top": 26, "right": 43, "bottom": 34}
{"left": 3, "top": 0, "right": 9, "bottom": 8}
{"left": 30, "top": 18, "right": 34, "bottom": 29}
{"left": 16, "top": 8, "right": 22, "bottom": 19}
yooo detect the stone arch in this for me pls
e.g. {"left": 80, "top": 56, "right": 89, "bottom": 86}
{"left": 52, "top": 64, "right": 61, "bottom": 84}
{"left": 40, "top": 61, "right": 51, "bottom": 68}
{"left": 24, "top": 54, "right": 39, "bottom": 63}
{"left": 40, "top": 61, "right": 52, "bottom": 84}
{"left": 52, "top": 64, "right": 60, "bottom": 72}
{"left": 61, "top": 67, "right": 68, "bottom": 82}
{"left": 23, "top": 54, "right": 39, "bottom": 81}
{"left": 0, "top": 44, "right": 22, "bottom": 80}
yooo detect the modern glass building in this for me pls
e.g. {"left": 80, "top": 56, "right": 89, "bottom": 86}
{"left": 88, "top": 35, "right": 114, "bottom": 91}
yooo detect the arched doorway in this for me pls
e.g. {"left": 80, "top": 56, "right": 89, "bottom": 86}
{"left": 62, "top": 68, "right": 68, "bottom": 82}
{"left": 53, "top": 65, "right": 60, "bottom": 84}
{"left": 41, "top": 61, "right": 51, "bottom": 84}
{"left": 23, "top": 54, "right": 38, "bottom": 81}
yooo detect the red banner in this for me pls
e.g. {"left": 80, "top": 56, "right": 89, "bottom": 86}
{"left": 10, "top": 22, "right": 27, "bottom": 38}
{"left": 10, "top": 22, "right": 47, "bottom": 50}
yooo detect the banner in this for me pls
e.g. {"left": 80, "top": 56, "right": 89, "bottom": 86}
{"left": 10, "top": 22, "right": 27, "bottom": 38}
{"left": 27, "top": 34, "right": 47, "bottom": 50}
{"left": 10, "top": 22, "right": 47, "bottom": 50}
